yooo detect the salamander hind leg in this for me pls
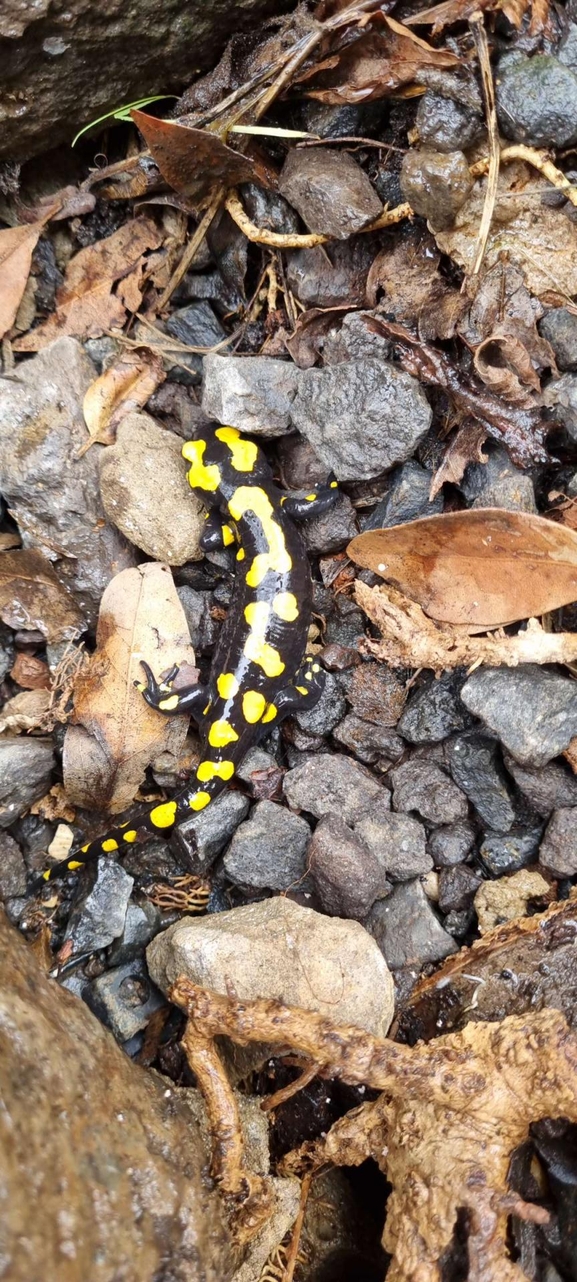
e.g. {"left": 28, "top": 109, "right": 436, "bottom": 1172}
{"left": 135, "top": 661, "right": 208, "bottom": 719}
{"left": 280, "top": 476, "right": 339, "bottom": 522}
{"left": 270, "top": 656, "right": 326, "bottom": 720}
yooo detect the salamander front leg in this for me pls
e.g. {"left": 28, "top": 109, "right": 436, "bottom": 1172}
{"left": 135, "top": 661, "right": 208, "bottom": 720}
{"left": 280, "top": 476, "right": 339, "bottom": 522}
{"left": 200, "top": 510, "right": 236, "bottom": 552}
{"left": 269, "top": 656, "right": 326, "bottom": 720}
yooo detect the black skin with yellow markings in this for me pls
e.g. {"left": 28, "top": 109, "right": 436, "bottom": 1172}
{"left": 38, "top": 426, "right": 339, "bottom": 884}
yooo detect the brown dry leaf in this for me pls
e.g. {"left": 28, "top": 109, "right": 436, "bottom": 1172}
{"left": 298, "top": 15, "right": 459, "bottom": 104}
{"left": 0, "top": 549, "right": 85, "bottom": 642}
{"left": 349, "top": 508, "right": 577, "bottom": 626}
{"left": 62, "top": 561, "right": 194, "bottom": 813}
{"left": 284, "top": 306, "right": 350, "bottom": 368}
{"left": 9, "top": 652, "right": 51, "bottom": 691}
{"left": 473, "top": 333, "right": 541, "bottom": 406}
{"left": 405, "top": 0, "right": 548, "bottom": 34}
{"left": 355, "top": 579, "right": 577, "bottom": 671}
{"left": 0, "top": 689, "right": 51, "bottom": 734}
{"left": 396, "top": 892, "right": 577, "bottom": 1043}
{"left": 132, "top": 111, "right": 258, "bottom": 204}
{"left": 174, "top": 981, "right": 577, "bottom": 1281}
{"left": 0, "top": 222, "right": 45, "bottom": 340}
{"left": 460, "top": 260, "right": 554, "bottom": 370}
{"left": 366, "top": 233, "right": 465, "bottom": 340}
{"left": 82, "top": 347, "right": 166, "bottom": 450}
{"left": 31, "top": 783, "right": 76, "bottom": 823}
{"left": 429, "top": 421, "right": 488, "bottom": 499}
{"left": 13, "top": 217, "right": 163, "bottom": 353}
{"left": 435, "top": 161, "right": 577, "bottom": 299}
{"left": 0, "top": 533, "right": 21, "bottom": 552}
{"left": 47, "top": 823, "right": 75, "bottom": 863}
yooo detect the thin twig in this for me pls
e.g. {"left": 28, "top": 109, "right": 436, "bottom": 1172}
{"left": 469, "top": 11, "right": 499, "bottom": 278}
{"left": 471, "top": 143, "right": 577, "bottom": 209}
{"left": 156, "top": 186, "right": 224, "bottom": 310}
{"left": 225, "top": 189, "right": 412, "bottom": 246}
{"left": 282, "top": 1171, "right": 313, "bottom": 1282}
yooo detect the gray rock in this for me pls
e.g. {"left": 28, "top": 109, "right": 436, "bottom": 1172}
{"left": 502, "top": 750, "right": 577, "bottom": 816}
{"left": 460, "top": 445, "right": 537, "bottom": 513}
{"left": 0, "top": 0, "right": 292, "bottom": 162}
{"left": 0, "top": 737, "right": 55, "bottom": 829}
{"left": 236, "top": 746, "right": 280, "bottom": 790}
{"left": 342, "top": 661, "right": 406, "bottom": 726}
{"left": 400, "top": 147, "right": 474, "bottom": 229}
{"left": 416, "top": 91, "right": 483, "bottom": 152}
{"left": 479, "top": 828, "right": 542, "bottom": 877}
{"left": 355, "top": 811, "right": 432, "bottom": 882}
{"left": 390, "top": 758, "right": 468, "bottom": 825}
{"left": 443, "top": 907, "right": 475, "bottom": 939}
{"left": 223, "top": 800, "right": 311, "bottom": 891}
{"left": 324, "top": 596, "right": 366, "bottom": 648}
{"left": 165, "top": 301, "right": 226, "bottom": 382}
{"left": 85, "top": 959, "right": 164, "bottom": 1042}
{"left": 362, "top": 460, "right": 443, "bottom": 531}
{"left": 170, "top": 790, "right": 250, "bottom": 875}
{"left": 543, "top": 373, "right": 577, "bottom": 441}
{"left": 286, "top": 237, "right": 382, "bottom": 310}
{"left": 0, "top": 626, "right": 15, "bottom": 683}
{"left": 0, "top": 338, "right": 135, "bottom": 624}
{"left": 448, "top": 733, "right": 515, "bottom": 831}
{"left": 332, "top": 715, "right": 405, "bottom": 768}
{"left": 460, "top": 666, "right": 577, "bottom": 767}
{"left": 398, "top": 672, "right": 469, "bottom": 743}
{"left": 428, "top": 819, "right": 476, "bottom": 867}
{"left": 202, "top": 354, "right": 298, "bottom": 436}
{"left": 438, "top": 864, "right": 483, "bottom": 913}
{"left": 365, "top": 879, "right": 457, "bottom": 969}
{"left": 539, "top": 307, "right": 577, "bottom": 371}
{"left": 147, "top": 896, "right": 395, "bottom": 1039}
{"left": 294, "top": 671, "right": 346, "bottom": 736}
{"left": 283, "top": 753, "right": 387, "bottom": 824}
{"left": 558, "top": 21, "right": 577, "bottom": 72}
{"left": 0, "top": 832, "right": 27, "bottom": 898}
{"left": 322, "top": 310, "right": 391, "bottom": 365}
{"left": 11, "top": 813, "right": 54, "bottom": 872}
{"left": 108, "top": 899, "right": 163, "bottom": 965}
{"left": 99, "top": 412, "right": 205, "bottom": 564}
{"left": 240, "top": 183, "right": 301, "bottom": 235}
{"left": 300, "top": 493, "right": 358, "bottom": 556}
{"left": 176, "top": 586, "right": 219, "bottom": 655}
{"left": 64, "top": 859, "right": 134, "bottom": 954}
{"left": 279, "top": 148, "right": 382, "bottom": 240}
{"left": 309, "top": 814, "right": 390, "bottom": 918}
{"left": 496, "top": 54, "right": 577, "bottom": 148}
{"left": 539, "top": 807, "right": 577, "bottom": 876}
{"left": 291, "top": 358, "right": 432, "bottom": 482}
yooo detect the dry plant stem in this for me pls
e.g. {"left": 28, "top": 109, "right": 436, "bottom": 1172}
{"left": 471, "top": 143, "right": 577, "bottom": 209}
{"left": 355, "top": 580, "right": 577, "bottom": 671}
{"left": 173, "top": 981, "right": 577, "bottom": 1282}
{"left": 224, "top": 190, "right": 412, "bottom": 246}
{"left": 157, "top": 187, "right": 224, "bottom": 310}
{"left": 261, "top": 1063, "right": 318, "bottom": 1113}
{"left": 469, "top": 12, "right": 500, "bottom": 277}
{"left": 282, "top": 1170, "right": 313, "bottom": 1282}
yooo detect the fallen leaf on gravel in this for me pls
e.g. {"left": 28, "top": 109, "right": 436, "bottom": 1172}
{"left": 31, "top": 784, "right": 76, "bottom": 823}
{"left": 429, "top": 421, "right": 488, "bottom": 499}
{"left": 355, "top": 580, "right": 577, "bottom": 671}
{"left": 366, "top": 228, "right": 465, "bottom": 341}
{"left": 474, "top": 869, "right": 550, "bottom": 934}
{"left": 9, "top": 652, "right": 51, "bottom": 690}
{"left": 47, "top": 823, "right": 74, "bottom": 862}
{"left": 460, "top": 259, "right": 554, "bottom": 371}
{"left": 132, "top": 111, "right": 258, "bottom": 203}
{"left": 435, "top": 161, "right": 577, "bottom": 299}
{"left": 285, "top": 306, "right": 350, "bottom": 368}
{"left": 82, "top": 347, "right": 166, "bottom": 450}
{"left": 0, "top": 689, "right": 51, "bottom": 734}
{"left": 396, "top": 892, "right": 577, "bottom": 1043}
{"left": 298, "top": 16, "right": 459, "bottom": 104}
{"left": 0, "top": 222, "right": 45, "bottom": 339}
{"left": 63, "top": 561, "right": 195, "bottom": 813}
{"left": 0, "top": 533, "right": 21, "bottom": 552}
{"left": 473, "top": 333, "right": 541, "bottom": 406}
{"left": 13, "top": 218, "right": 163, "bottom": 352}
{"left": 405, "top": 0, "right": 549, "bottom": 34}
{"left": 349, "top": 508, "right": 577, "bottom": 626}
{"left": 0, "top": 549, "right": 85, "bottom": 642}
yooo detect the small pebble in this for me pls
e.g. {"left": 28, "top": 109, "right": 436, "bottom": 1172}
{"left": 474, "top": 869, "right": 549, "bottom": 934}
{"left": 447, "top": 733, "right": 516, "bottom": 832}
{"left": 400, "top": 147, "right": 474, "bottom": 229}
{"left": 223, "top": 800, "right": 311, "bottom": 892}
{"left": 539, "top": 807, "right": 577, "bottom": 876}
{"left": 437, "top": 864, "right": 483, "bottom": 914}
{"left": 416, "top": 91, "right": 483, "bottom": 152}
{"left": 279, "top": 148, "right": 382, "bottom": 240}
{"left": 539, "top": 307, "right": 577, "bottom": 371}
{"left": 479, "top": 828, "right": 543, "bottom": 877}
{"left": 64, "top": 859, "right": 134, "bottom": 955}
{"left": 461, "top": 666, "right": 577, "bottom": 767}
{"left": 202, "top": 354, "right": 298, "bottom": 437}
{"left": 428, "top": 819, "right": 476, "bottom": 867}
{"left": 398, "top": 672, "right": 469, "bottom": 744}
{"left": 390, "top": 758, "right": 468, "bottom": 826}
{"left": 85, "top": 959, "right": 164, "bottom": 1042}
{"left": 496, "top": 54, "right": 577, "bottom": 148}
{"left": 170, "top": 790, "right": 250, "bottom": 875}
{"left": 365, "top": 879, "right": 457, "bottom": 969}
{"left": 309, "top": 814, "right": 390, "bottom": 918}
{"left": 284, "top": 753, "right": 387, "bottom": 825}
{"left": 355, "top": 810, "right": 432, "bottom": 882}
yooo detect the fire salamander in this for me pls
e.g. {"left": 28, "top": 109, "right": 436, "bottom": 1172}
{"left": 40, "top": 425, "right": 339, "bottom": 883}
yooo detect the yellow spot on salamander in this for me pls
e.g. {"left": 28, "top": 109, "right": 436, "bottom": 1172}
{"left": 312, "top": 663, "right": 320, "bottom": 673}
{"left": 262, "top": 703, "right": 277, "bottom": 723}
{"left": 215, "top": 425, "right": 258, "bottom": 472}
{"left": 42, "top": 869, "right": 51, "bottom": 880}
{"left": 67, "top": 860, "right": 83, "bottom": 870}
{"left": 182, "top": 439, "right": 220, "bottom": 492}
{"left": 203, "top": 702, "right": 211, "bottom": 716}
{"left": 228, "top": 486, "right": 292, "bottom": 587}
{"left": 197, "top": 759, "right": 235, "bottom": 782}
{"left": 222, "top": 524, "right": 235, "bottom": 547}
{"left": 149, "top": 800, "right": 178, "bottom": 828}
{"left": 81, "top": 844, "right": 90, "bottom": 853}
{"left": 242, "top": 690, "right": 266, "bottom": 723}
{"left": 217, "top": 672, "right": 239, "bottom": 700}
{"left": 305, "top": 493, "right": 317, "bottom": 502}
{"left": 102, "top": 838, "right": 118, "bottom": 852}
{"left": 243, "top": 600, "right": 285, "bottom": 678}
{"left": 208, "top": 719, "right": 240, "bottom": 748}
{"left": 189, "top": 791, "right": 211, "bottom": 810}
{"left": 123, "top": 830, "right": 138, "bottom": 843}
{"left": 158, "top": 694, "right": 180, "bottom": 711}
{"left": 296, "top": 685, "right": 308, "bottom": 696}
{"left": 272, "top": 591, "right": 298, "bottom": 622}
{"left": 330, "top": 480, "right": 338, "bottom": 488}
{"left": 237, "top": 548, "right": 245, "bottom": 561}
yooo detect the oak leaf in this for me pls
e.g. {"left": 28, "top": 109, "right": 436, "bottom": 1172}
{"left": 348, "top": 508, "right": 577, "bottom": 627}
{"left": 132, "top": 111, "right": 257, "bottom": 203}
{"left": 82, "top": 346, "right": 166, "bottom": 450}
{"left": 297, "top": 15, "right": 459, "bottom": 104}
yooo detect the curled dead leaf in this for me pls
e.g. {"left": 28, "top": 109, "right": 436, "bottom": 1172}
{"left": 429, "top": 421, "right": 488, "bottom": 500}
{"left": 0, "top": 549, "right": 85, "bottom": 642}
{"left": 348, "top": 508, "right": 577, "bottom": 627}
{"left": 82, "top": 347, "right": 166, "bottom": 450}
{"left": 297, "top": 15, "right": 459, "bottom": 104}
{"left": 474, "top": 333, "right": 541, "bottom": 406}
{"left": 63, "top": 561, "right": 195, "bottom": 813}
